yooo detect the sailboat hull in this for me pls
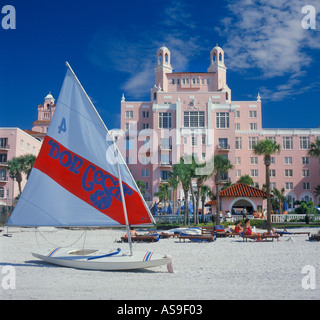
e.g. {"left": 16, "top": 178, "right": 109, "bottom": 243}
{"left": 32, "top": 248, "right": 171, "bottom": 271}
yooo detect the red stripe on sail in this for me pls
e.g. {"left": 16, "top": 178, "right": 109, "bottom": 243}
{"left": 33, "top": 135, "right": 152, "bottom": 225}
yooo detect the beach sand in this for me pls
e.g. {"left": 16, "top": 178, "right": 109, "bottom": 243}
{"left": 0, "top": 227, "right": 319, "bottom": 300}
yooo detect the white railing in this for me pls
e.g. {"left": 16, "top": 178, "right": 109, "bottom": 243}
{"left": 271, "top": 214, "right": 320, "bottom": 223}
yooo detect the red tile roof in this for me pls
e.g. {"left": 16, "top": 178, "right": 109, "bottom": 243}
{"left": 219, "top": 183, "right": 267, "bottom": 198}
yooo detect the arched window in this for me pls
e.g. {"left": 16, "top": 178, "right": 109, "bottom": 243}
{"left": 212, "top": 53, "right": 216, "bottom": 63}
{"left": 219, "top": 53, "right": 223, "bottom": 61}
{"left": 226, "top": 92, "right": 229, "bottom": 100}
{"left": 153, "top": 92, "right": 157, "bottom": 100}
{"left": 165, "top": 53, "right": 169, "bottom": 64}
{"left": 158, "top": 54, "right": 163, "bottom": 65}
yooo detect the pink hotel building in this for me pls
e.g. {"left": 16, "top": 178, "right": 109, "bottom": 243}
{"left": 120, "top": 44, "right": 320, "bottom": 212}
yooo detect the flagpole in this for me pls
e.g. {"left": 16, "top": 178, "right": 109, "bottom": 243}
{"left": 65, "top": 62, "right": 133, "bottom": 256}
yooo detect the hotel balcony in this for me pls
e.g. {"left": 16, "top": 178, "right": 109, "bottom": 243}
{"left": 159, "top": 144, "right": 172, "bottom": 151}
{"left": 0, "top": 144, "right": 10, "bottom": 151}
{"left": 160, "top": 162, "right": 172, "bottom": 168}
{"left": 0, "top": 176, "right": 8, "bottom": 182}
{"left": 0, "top": 161, "right": 8, "bottom": 167}
{"left": 217, "top": 144, "right": 230, "bottom": 152}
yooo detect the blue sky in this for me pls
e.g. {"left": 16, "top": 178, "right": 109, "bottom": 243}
{"left": 1, "top": 0, "right": 320, "bottom": 131}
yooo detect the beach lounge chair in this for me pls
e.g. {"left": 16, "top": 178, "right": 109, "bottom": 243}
{"left": 121, "top": 234, "right": 160, "bottom": 243}
{"left": 178, "top": 227, "right": 214, "bottom": 242}
{"left": 242, "top": 234, "right": 280, "bottom": 242}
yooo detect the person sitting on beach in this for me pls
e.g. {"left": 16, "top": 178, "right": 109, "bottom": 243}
{"left": 243, "top": 218, "right": 255, "bottom": 235}
{"left": 122, "top": 227, "right": 138, "bottom": 238}
{"left": 234, "top": 221, "right": 243, "bottom": 233}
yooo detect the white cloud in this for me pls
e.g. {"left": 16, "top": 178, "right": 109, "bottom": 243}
{"left": 217, "top": 0, "right": 320, "bottom": 101}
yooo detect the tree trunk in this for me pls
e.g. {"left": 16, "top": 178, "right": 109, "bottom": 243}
{"left": 195, "top": 186, "right": 201, "bottom": 225}
{"left": 215, "top": 181, "right": 220, "bottom": 225}
{"left": 183, "top": 189, "right": 189, "bottom": 225}
{"left": 190, "top": 181, "right": 195, "bottom": 224}
{"left": 265, "top": 156, "right": 272, "bottom": 232}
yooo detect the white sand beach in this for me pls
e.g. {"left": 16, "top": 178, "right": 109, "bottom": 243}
{"left": 0, "top": 226, "right": 319, "bottom": 300}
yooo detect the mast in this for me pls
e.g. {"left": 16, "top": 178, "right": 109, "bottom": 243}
{"left": 65, "top": 62, "right": 133, "bottom": 255}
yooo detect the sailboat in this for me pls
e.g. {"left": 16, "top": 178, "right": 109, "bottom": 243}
{"left": 7, "top": 63, "right": 172, "bottom": 271}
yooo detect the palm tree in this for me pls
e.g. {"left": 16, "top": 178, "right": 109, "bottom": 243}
{"left": 308, "top": 137, "right": 320, "bottom": 159}
{"left": 23, "top": 154, "right": 37, "bottom": 179}
{"left": 253, "top": 139, "right": 281, "bottom": 231}
{"left": 211, "top": 155, "right": 233, "bottom": 225}
{"left": 136, "top": 180, "right": 146, "bottom": 196}
{"left": 194, "top": 159, "right": 212, "bottom": 224}
{"left": 8, "top": 156, "right": 27, "bottom": 195}
{"left": 173, "top": 156, "right": 194, "bottom": 225}
{"left": 168, "top": 168, "right": 179, "bottom": 216}
{"left": 154, "top": 183, "right": 171, "bottom": 208}
{"left": 272, "top": 187, "right": 285, "bottom": 214}
{"left": 314, "top": 184, "right": 320, "bottom": 206}
{"left": 200, "top": 185, "right": 211, "bottom": 223}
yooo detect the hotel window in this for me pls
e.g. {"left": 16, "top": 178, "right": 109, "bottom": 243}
{"left": 235, "top": 110, "right": 240, "bottom": 118}
{"left": 183, "top": 137, "right": 188, "bottom": 145}
{"left": 202, "top": 153, "right": 206, "bottom": 160}
{"left": 303, "top": 182, "right": 311, "bottom": 190}
{"left": 160, "top": 153, "right": 170, "bottom": 164}
{"left": 235, "top": 123, "right": 240, "bottom": 130}
{"left": 218, "top": 138, "right": 227, "bottom": 148}
{"left": 250, "top": 157, "right": 258, "bottom": 165}
{"left": 284, "top": 157, "right": 292, "bottom": 165}
{"left": 192, "top": 137, "right": 197, "bottom": 146}
{"left": 172, "top": 79, "right": 175, "bottom": 84}
{"left": 302, "top": 169, "right": 310, "bottom": 177}
{"left": 249, "top": 123, "right": 257, "bottom": 131}
{"left": 249, "top": 110, "right": 257, "bottom": 118}
{"left": 271, "top": 157, "right": 275, "bottom": 165}
{"left": 125, "top": 137, "right": 134, "bottom": 150}
{"left": 142, "top": 111, "right": 149, "bottom": 118}
{"left": 266, "top": 137, "right": 276, "bottom": 143}
{"left": 285, "top": 169, "right": 293, "bottom": 177}
{"left": 202, "top": 135, "right": 206, "bottom": 145}
{"left": 236, "top": 170, "right": 241, "bottom": 177}
{"left": 250, "top": 169, "right": 258, "bottom": 177}
{"left": 270, "top": 182, "right": 276, "bottom": 190}
{"left": 20, "top": 140, "right": 24, "bottom": 150}
{"left": 160, "top": 170, "right": 169, "bottom": 181}
{"left": 159, "top": 112, "right": 172, "bottom": 128}
{"left": 282, "top": 137, "right": 293, "bottom": 150}
{"left": 235, "top": 157, "right": 241, "bottom": 165}
{"left": 141, "top": 169, "right": 150, "bottom": 177}
{"left": 0, "top": 138, "right": 8, "bottom": 149}
{"left": 216, "top": 112, "right": 229, "bottom": 129}
{"left": 142, "top": 123, "right": 150, "bottom": 129}
{"left": 145, "top": 182, "right": 149, "bottom": 190}
{"left": 125, "top": 123, "right": 133, "bottom": 131}
{"left": 285, "top": 182, "right": 293, "bottom": 190}
{"left": 302, "top": 157, "right": 310, "bottom": 165}
{"left": 125, "top": 111, "right": 133, "bottom": 118}
{"left": 0, "top": 154, "right": 7, "bottom": 164}
{"left": 177, "top": 79, "right": 180, "bottom": 85}
{"left": 300, "top": 137, "right": 310, "bottom": 150}
{"left": 0, "top": 169, "right": 6, "bottom": 180}
{"left": 0, "top": 187, "right": 4, "bottom": 198}
{"left": 184, "top": 111, "right": 205, "bottom": 128}
{"left": 206, "top": 79, "right": 209, "bottom": 84}
{"left": 270, "top": 169, "right": 276, "bottom": 177}
{"left": 248, "top": 137, "right": 259, "bottom": 150}
{"left": 192, "top": 78, "right": 196, "bottom": 84}
{"left": 161, "top": 138, "right": 170, "bottom": 149}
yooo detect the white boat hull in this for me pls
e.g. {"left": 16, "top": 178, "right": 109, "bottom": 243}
{"left": 32, "top": 247, "right": 171, "bottom": 271}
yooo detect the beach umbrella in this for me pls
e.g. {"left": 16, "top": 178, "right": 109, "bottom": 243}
{"left": 167, "top": 203, "right": 173, "bottom": 215}
{"left": 152, "top": 202, "right": 159, "bottom": 216}
{"left": 282, "top": 198, "right": 289, "bottom": 212}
